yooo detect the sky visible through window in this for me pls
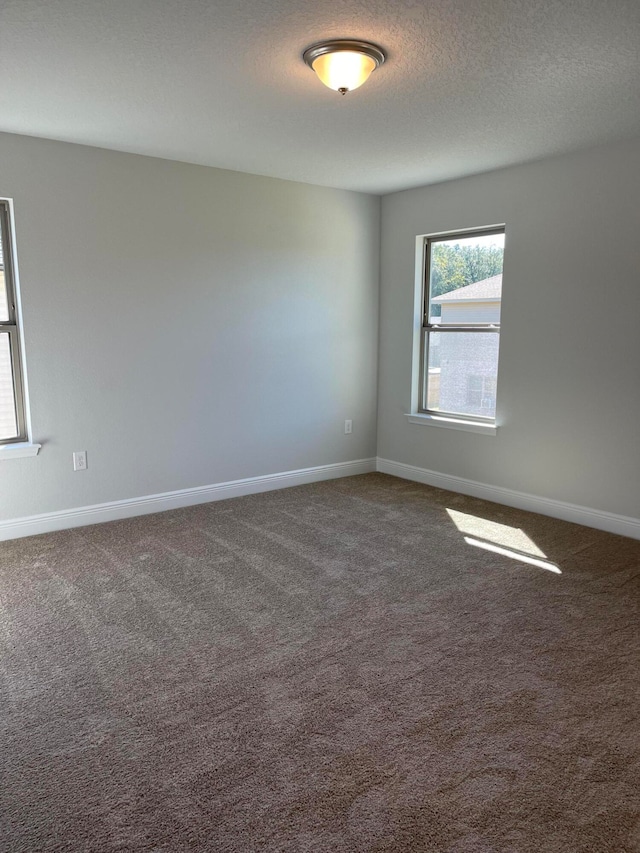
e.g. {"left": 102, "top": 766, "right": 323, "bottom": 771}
{"left": 429, "top": 232, "right": 505, "bottom": 308}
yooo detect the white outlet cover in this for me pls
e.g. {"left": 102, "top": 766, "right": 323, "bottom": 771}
{"left": 73, "top": 451, "right": 87, "bottom": 471}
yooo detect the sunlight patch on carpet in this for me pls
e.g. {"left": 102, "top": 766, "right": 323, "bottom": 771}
{"left": 463, "top": 536, "right": 562, "bottom": 573}
{"left": 447, "top": 509, "right": 548, "bottom": 558}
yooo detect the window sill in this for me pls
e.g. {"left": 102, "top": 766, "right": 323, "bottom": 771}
{"left": 405, "top": 413, "right": 497, "bottom": 436}
{"left": 0, "top": 442, "right": 41, "bottom": 460}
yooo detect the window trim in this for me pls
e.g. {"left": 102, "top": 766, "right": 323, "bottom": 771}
{"left": 418, "top": 225, "right": 504, "bottom": 425}
{"left": 0, "top": 200, "right": 28, "bottom": 445}
{"left": 405, "top": 412, "right": 498, "bottom": 436}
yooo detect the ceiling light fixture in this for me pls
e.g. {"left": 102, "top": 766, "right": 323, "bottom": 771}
{"left": 303, "top": 39, "right": 386, "bottom": 95}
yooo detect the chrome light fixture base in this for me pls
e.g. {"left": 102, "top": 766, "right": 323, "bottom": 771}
{"left": 303, "top": 39, "right": 386, "bottom": 70}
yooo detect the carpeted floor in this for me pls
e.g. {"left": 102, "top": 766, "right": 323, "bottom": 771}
{"left": 1, "top": 473, "right": 639, "bottom": 852}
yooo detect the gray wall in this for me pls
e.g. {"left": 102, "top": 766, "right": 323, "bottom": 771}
{"left": 3, "top": 130, "right": 638, "bottom": 526}
{"left": 0, "top": 133, "right": 380, "bottom": 520}
{"left": 378, "top": 138, "right": 640, "bottom": 519}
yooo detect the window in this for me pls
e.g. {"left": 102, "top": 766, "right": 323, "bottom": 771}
{"left": 419, "top": 227, "right": 505, "bottom": 425}
{"left": 0, "top": 201, "right": 27, "bottom": 444}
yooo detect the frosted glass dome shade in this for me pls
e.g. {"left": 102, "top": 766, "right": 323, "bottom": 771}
{"left": 311, "top": 51, "right": 376, "bottom": 93}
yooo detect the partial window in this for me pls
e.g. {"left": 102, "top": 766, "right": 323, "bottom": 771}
{"left": 0, "top": 201, "right": 27, "bottom": 444}
{"left": 420, "top": 227, "right": 505, "bottom": 423}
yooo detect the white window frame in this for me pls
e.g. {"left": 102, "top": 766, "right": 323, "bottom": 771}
{"left": 0, "top": 200, "right": 32, "bottom": 450}
{"left": 406, "top": 225, "right": 505, "bottom": 436}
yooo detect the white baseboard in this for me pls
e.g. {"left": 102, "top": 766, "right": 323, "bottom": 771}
{"left": 376, "top": 457, "right": 640, "bottom": 541}
{"left": 5, "top": 455, "right": 637, "bottom": 543}
{"left": 0, "top": 458, "right": 377, "bottom": 542}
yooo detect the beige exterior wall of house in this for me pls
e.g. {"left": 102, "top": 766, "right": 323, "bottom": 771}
{"left": 440, "top": 302, "right": 500, "bottom": 325}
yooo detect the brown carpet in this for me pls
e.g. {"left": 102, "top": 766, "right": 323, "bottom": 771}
{"left": 1, "top": 473, "right": 639, "bottom": 852}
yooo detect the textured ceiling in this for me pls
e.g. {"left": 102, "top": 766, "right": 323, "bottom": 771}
{"left": 0, "top": 0, "right": 639, "bottom": 193}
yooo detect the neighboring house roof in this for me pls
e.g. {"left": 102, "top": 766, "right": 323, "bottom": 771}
{"left": 432, "top": 273, "right": 502, "bottom": 303}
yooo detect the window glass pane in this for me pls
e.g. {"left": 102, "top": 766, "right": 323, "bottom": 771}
{"left": 429, "top": 232, "right": 504, "bottom": 324}
{"left": 426, "top": 331, "right": 499, "bottom": 419}
{"left": 0, "top": 333, "right": 18, "bottom": 440}
{"left": 0, "top": 229, "right": 8, "bottom": 321}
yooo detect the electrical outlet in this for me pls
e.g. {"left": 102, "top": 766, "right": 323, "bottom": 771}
{"left": 73, "top": 451, "right": 87, "bottom": 471}
{"left": 344, "top": 419, "right": 353, "bottom": 435}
